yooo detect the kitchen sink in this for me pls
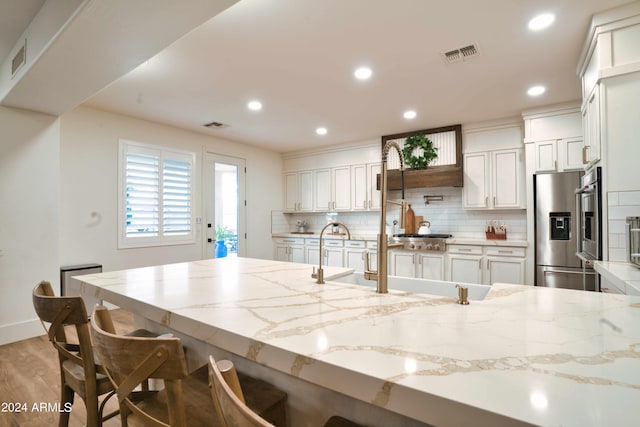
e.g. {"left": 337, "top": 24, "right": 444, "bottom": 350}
{"left": 332, "top": 272, "right": 491, "bottom": 300}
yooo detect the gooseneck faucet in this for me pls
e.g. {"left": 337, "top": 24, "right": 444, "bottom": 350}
{"left": 312, "top": 222, "right": 351, "bottom": 284}
{"left": 364, "top": 141, "right": 406, "bottom": 293}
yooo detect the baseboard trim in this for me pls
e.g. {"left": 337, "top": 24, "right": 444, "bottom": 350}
{"left": 0, "top": 318, "right": 44, "bottom": 345}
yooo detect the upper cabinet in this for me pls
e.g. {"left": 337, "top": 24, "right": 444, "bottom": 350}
{"left": 313, "top": 167, "right": 351, "bottom": 212}
{"left": 283, "top": 171, "right": 313, "bottom": 212}
{"left": 577, "top": 1, "right": 640, "bottom": 186}
{"left": 462, "top": 121, "right": 526, "bottom": 210}
{"left": 522, "top": 104, "right": 585, "bottom": 173}
{"left": 351, "top": 163, "right": 381, "bottom": 211}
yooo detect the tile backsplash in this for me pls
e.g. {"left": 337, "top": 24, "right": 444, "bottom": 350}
{"left": 607, "top": 190, "right": 640, "bottom": 262}
{"left": 273, "top": 187, "right": 527, "bottom": 240}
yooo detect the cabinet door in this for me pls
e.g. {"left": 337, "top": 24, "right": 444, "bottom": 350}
{"left": 463, "top": 153, "right": 489, "bottom": 209}
{"left": 283, "top": 173, "right": 299, "bottom": 212}
{"left": 492, "top": 149, "right": 521, "bottom": 208}
{"left": 314, "top": 169, "right": 331, "bottom": 211}
{"left": 274, "top": 245, "right": 289, "bottom": 262}
{"left": 332, "top": 166, "right": 351, "bottom": 211}
{"left": 561, "top": 137, "right": 584, "bottom": 171}
{"left": 299, "top": 171, "right": 314, "bottom": 211}
{"left": 306, "top": 246, "right": 320, "bottom": 266}
{"left": 345, "top": 248, "right": 365, "bottom": 271}
{"left": 584, "top": 87, "right": 601, "bottom": 165}
{"left": 534, "top": 140, "right": 557, "bottom": 172}
{"left": 416, "top": 254, "right": 444, "bottom": 281}
{"left": 324, "top": 248, "right": 344, "bottom": 267}
{"left": 290, "top": 246, "right": 305, "bottom": 263}
{"left": 367, "top": 163, "right": 381, "bottom": 210}
{"left": 486, "top": 257, "right": 525, "bottom": 285}
{"left": 448, "top": 254, "right": 483, "bottom": 284}
{"left": 351, "top": 164, "right": 368, "bottom": 211}
{"left": 390, "top": 251, "right": 415, "bottom": 277}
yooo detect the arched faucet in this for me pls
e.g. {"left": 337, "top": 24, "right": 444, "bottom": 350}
{"left": 312, "top": 222, "right": 351, "bottom": 284}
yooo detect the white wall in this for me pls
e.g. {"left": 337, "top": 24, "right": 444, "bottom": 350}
{"left": 0, "top": 106, "right": 60, "bottom": 345}
{"left": 59, "top": 106, "right": 282, "bottom": 271}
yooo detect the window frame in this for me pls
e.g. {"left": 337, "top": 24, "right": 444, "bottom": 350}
{"left": 118, "top": 139, "right": 196, "bottom": 249}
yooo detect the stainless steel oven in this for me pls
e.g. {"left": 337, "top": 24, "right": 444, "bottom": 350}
{"left": 627, "top": 217, "right": 640, "bottom": 268}
{"left": 575, "top": 166, "right": 602, "bottom": 268}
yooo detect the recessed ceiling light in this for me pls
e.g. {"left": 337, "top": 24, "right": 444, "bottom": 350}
{"left": 354, "top": 67, "right": 372, "bottom": 80}
{"left": 528, "top": 13, "right": 555, "bottom": 31}
{"left": 403, "top": 110, "right": 417, "bottom": 120}
{"left": 527, "top": 85, "right": 546, "bottom": 96}
{"left": 247, "top": 100, "right": 262, "bottom": 111}
{"left": 316, "top": 127, "right": 328, "bottom": 135}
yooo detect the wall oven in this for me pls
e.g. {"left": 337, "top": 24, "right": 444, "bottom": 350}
{"left": 575, "top": 166, "right": 602, "bottom": 268}
{"left": 627, "top": 216, "right": 640, "bottom": 268}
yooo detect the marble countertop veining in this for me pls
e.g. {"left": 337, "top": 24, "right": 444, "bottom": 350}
{"left": 77, "top": 257, "right": 640, "bottom": 427}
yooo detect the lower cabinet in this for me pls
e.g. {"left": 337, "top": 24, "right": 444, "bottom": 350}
{"left": 390, "top": 250, "right": 445, "bottom": 281}
{"left": 447, "top": 245, "right": 526, "bottom": 285}
{"left": 345, "top": 241, "right": 366, "bottom": 272}
{"left": 305, "top": 238, "right": 343, "bottom": 267}
{"left": 273, "top": 238, "right": 305, "bottom": 263}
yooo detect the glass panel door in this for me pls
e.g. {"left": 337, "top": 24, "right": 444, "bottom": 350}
{"left": 204, "top": 153, "right": 246, "bottom": 258}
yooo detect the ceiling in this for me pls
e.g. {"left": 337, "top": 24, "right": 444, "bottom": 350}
{"left": 1, "top": 0, "right": 633, "bottom": 153}
{"left": 0, "top": 0, "right": 44, "bottom": 62}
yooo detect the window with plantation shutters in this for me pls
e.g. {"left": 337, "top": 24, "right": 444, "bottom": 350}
{"left": 118, "top": 140, "right": 195, "bottom": 248}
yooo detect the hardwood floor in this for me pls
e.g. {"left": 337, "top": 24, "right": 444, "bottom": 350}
{"left": 0, "top": 310, "right": 134, "bottom": 427}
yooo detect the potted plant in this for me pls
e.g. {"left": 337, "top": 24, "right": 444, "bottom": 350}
{"left": 214, "top": 225, "right": 231, "bottom": 258}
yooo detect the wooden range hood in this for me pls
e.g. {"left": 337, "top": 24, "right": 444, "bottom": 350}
{"left": 377, "top": 124, "right": 463, "bottom": 190}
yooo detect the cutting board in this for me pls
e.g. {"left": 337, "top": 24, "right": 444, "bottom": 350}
{"left": 414, "top": 215, "right": 423, "bottom": 233}
{"left": 405, "top": 204, "right": 415, "bottom": 234}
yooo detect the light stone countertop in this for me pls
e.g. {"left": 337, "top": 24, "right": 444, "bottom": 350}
{"left": 594, "top": 261, "right": 640, "bottom": 296}
{"left": 77, "top": 257, "right": 640, "bottom": 427}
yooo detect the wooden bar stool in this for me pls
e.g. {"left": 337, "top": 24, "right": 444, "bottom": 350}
{"left": 208, "top": 355, "right": 364, "bottom": 427}
{"left": 90, "top": 305, "right": 288, "bottom": 426}
{"left": 31, "top": 280, "right": 118, "bottom": 427}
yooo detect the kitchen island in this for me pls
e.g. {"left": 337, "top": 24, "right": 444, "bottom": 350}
{"left": 76, "top": 257, "right": 640, "bottom": 427}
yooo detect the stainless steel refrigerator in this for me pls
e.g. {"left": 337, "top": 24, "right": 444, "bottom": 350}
{"left": 534, "top": 171, "right": 597, "bottom": 291}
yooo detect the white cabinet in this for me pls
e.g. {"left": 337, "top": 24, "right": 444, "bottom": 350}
{"left": 305, "top": 238, "right": 344, "bottom": 267}
{"left": 447, "top": 245, "right": 484, "bottom": 284}
{"left": 273, "top": 238, "right": 305, "bottom": 263}
{"left": 447, "top": 245, "right": 526, "bottom": 285}
{"left": 582, "top": 86, "right": 601, "bottom": 166}
{"left": 390, "top": 251, "right": 445, "bottom": 280}
{"left": 283, "top": 171, "right": 313, "bottom": 212}
{"left": 463, "top": 148, "right": 524, "bottom": 210}
{"left": 314, "top": 167, "right": 351, "bottom": 212}
{"left": 485, "top": 247, "right": 526, "bottom": 285}
{"left": 534, "top": 138, "right": 585, "bottom": 173}
{"left": 345, "top": 241, "right": 367, "bottom": 271}
{"left": 351, "top": 163, "right": 381, "bottom": 211}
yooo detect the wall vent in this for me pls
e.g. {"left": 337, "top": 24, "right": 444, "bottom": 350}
{"left": 203, "top": 121, "right": 229, "bottom": 129}
{"left": 11, "top": 40, "right": 27, "bottom": 76}
{"left": 442, "top": 43, "right": 480, "bottom": 64}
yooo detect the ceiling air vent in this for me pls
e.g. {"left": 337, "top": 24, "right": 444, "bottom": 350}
{"left": 204, "top": 121, "right": 229, "bottom": 129}
{"left": 441, "top": 43, "right": 480, "bottom": 64}
{"left": 11, "top": 39, "right": 27, "bottom": 76}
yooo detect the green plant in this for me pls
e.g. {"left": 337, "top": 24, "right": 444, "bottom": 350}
{"left": 215, "top": 225, "right": 233, "bottom": 240}
{"left": 402, "top": 135, "right": 438, "bottom": 169}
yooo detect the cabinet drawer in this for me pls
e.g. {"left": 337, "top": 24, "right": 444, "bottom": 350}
{"left": 485, "top": 247, "right": 526, "bottom": 257}
{"left": 448, "top": 245, "right": 483, "bottom": 255}
{"left": 367, "top": 241, "right": 378, "bottom": 250}
{"left": 345, "top": 240, "right": 366, "bottom": 249}
{"left": 324, "top": 240, "right": 344, "bottom": 248}
{"left": 274, "top": 238, "right": 304, "bottom": 245}
{"left": 305, "top": 239, "right": 319, "bottom": 246}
